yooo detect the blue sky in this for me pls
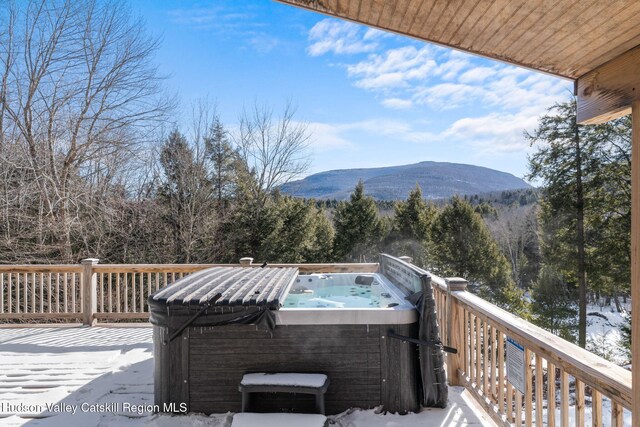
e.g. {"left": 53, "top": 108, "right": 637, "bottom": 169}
{"left": 134, "top": 0, "right": 573, "bottom": 181}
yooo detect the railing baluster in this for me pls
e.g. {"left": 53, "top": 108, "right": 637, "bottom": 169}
{"left": 71, "top": 272, "right": 76, "bottom": 312}
{"left": 55, "top": 273, "right": 59, "bottom": 313}
{"left": 47, "top": 273, "right": 51, "bottom": 313}
{"left": 489, "top": 325, "right": 496, "bottom": 404}
{"left": 592, "top": 389, "right": 602, "bottom": 427}
{"left": 476, "top": 316, "right": 481, "bottom": 388}
{"left": 99, "top": 273, "right": 104, "bottom": 313}
{"left": 507, "top": 379, "right": 514, "bottom": 423}
{"left": 124, "top": 273, "right": 128, "bottom": 312}
{"left": 146, "top": 272, "right": 151, "bottom": 311}
{"left": 561, "top": 369, "right": 569, "bottom": 427}
{"left": 463, "top": 309, "right": 468, "bottom": 381}
{"left": 22, "top": 273, "right": 27, "bottom": 312}
{"left": 525, "top": 348, "right": 533, "bottom": 427}
{"left": 535, "top": 354, "right": 543, "bottom": 426}
{"left": 515, "top": 389, "right": 523, "bottom": 427}
{"left": 139, "top": 272, "right": 143, "bottom": 311}
{"left": 32, "top": 272, "right": 36, "bottom": 313}
{"left": 498, "top": 331, "right": 505, "bottom": 415}
{"left": 548, "top": 362, "right": 556, "bottom": 427}
{"left": 7, "top": 273, "right": 12, "bottom": 314}
{"left": 132, "top": 272, "right": 137, "bottom": 313}
{"left": 63, "top": 272, "right": 68, "bottom": 313}
{"left": 611, "top": 401, "right": 623, "bottom": 427}
{"left": 483, "top": 321, "right": 489, "bottom": 396}
{"left": 116, "top": 273, "right": 121, "bottom": 313}
{"left": 108, "top": 273, "right": 113, "bottom": 313}
{"left": 0, "top": 272, "right": 4, "bottom": 314}
{"left": 39, "top": 272, "right": 44, "bottom": 313}
{"left": 468, "top": 311, "right": 473, "bottom": 381}
{"left": 576, "top": 379, "right": 585, "bottom": 426}
{"left": 16, "top": 273, "right": 20, "bottom": 313}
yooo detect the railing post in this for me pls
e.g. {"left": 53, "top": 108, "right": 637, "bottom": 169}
{"left": 81, "top": 258, "right": 99, "bottom": 326}
{"left": 445, "top": 277, "right": 468, "bottom": 386}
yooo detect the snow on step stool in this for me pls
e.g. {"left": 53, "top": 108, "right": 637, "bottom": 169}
{"left": 231, "top": 412, "right": 327, "bottom": 427}
{"left": 239, "top": 373, "right": 330, "bottom": 414}
{"left": 240, "top": 373, "right": 328, "bottom": 388}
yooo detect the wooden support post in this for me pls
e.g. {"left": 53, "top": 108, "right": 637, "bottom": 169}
{"left": 445, "top": 277, "right": 468, "bottom": 386}
{"left": 632, "top": 100, "right": 640, "bottom": 427}
{"left": 81, "top": 258, "right": 99, "bottom": 326}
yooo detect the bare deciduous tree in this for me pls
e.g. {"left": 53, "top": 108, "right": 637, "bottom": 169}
{"left": 0, "top": 0, "right": 172, "bottom": 261}
{"left": 236, "top": 101, "right": 311, "bottom": 198}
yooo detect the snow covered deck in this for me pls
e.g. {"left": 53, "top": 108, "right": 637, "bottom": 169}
{"left": 0, "top": 326, "right": 496, "bottom": 426}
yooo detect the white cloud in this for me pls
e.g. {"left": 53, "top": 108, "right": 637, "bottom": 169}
{"left": 307, "top": 119, "right": 436, "bottom": 148}
{"left": 347, "top": 46, "right": 436, "bottom": 89}
{"left": 168, "top": 5, "right": 277, "bottom": 55}
{"left": 382, "top": 98, "right": 414, "bottom": 109}
{"left": 459, "top": 67, "right": 496, "bottom": 84}
{"left": 248, "top": 35, "right": 279, "bottom": 54}
{"left": 307, "top": 19, "right": 382, "bottom": 56}
{"left": 413, "top": 83, "right": 486, "bottom": 109}
{"left": 168, "top": 6, "right": 256, "bottom": 31}
{"left": 304, "top": 24, "right": 573, "bottom": 158}
{"left": 434, "top": 57, "right": 470, "bottom": 81}
{"left": 436, "top": 108, "right": 551, "bottom": 153}
{"left": 306, "top": 122, "right": 356, "bottom": 151}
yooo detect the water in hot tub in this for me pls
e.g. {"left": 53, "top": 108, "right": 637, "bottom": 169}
{"left": 283, "top": 274, "right": 398, "bottom": 308}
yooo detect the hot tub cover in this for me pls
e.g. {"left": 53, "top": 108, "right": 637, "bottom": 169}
{"left": 148, "top": 266, "right": 298, "bottom": 331}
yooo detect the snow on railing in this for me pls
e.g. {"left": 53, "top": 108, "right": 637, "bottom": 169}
{"left": 431, "top": 274, "right": 631, "bottom": 427}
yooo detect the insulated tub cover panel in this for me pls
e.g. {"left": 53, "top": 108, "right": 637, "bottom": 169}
{"left": 150, "top": 266, "right": 299, "bottom": 308}
{"left": 148, "top": 267, "right": 299, "bottom": 331}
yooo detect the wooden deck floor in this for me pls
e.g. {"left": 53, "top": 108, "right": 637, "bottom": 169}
{"left": 0, "top": 326, "right": 495, "bottom": 426}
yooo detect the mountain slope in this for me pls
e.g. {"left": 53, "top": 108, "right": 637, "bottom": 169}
{"left": 280, "top": 161, "right": 532, "bottom": 200}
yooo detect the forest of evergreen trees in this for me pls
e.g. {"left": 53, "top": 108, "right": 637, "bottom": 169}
{"left": 0, "top": 0, "right": 633, "bottom": 356}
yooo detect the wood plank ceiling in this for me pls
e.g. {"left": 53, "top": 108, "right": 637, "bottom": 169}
{"left": 276, "top": 0, "right": 640, "bottom": 81}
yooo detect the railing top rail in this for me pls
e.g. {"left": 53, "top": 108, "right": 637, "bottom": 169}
{"left": 0, "top": 265, "right": 83, "bottom": 273}
{"left": 453, "top": 289, "right": 632, "bottom": 409}
{"left": 92, "top": 263, "right": 379, "bottom": 274}
{"left": 430, "top": 274, "right": 447, "bottom": 291}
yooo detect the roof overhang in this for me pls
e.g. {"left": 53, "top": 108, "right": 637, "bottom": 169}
{"left": 276, "top": 0, "right": 640, "bottom": 124}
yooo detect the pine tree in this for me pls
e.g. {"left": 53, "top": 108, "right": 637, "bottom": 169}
{"left": 333, "top": 181, "right": 384, "bottom": 262}
{"left": 263, "top": 195, "right": 315, "bottom": 263}
{"left": 158, "top": 130, "right": 215, "bottom": 263}
{"left": 303, "top": 207, "right": 335, "bottom": 262}
{"left": 386, "top": 184, "right": 436, "bottom": 267}
{"left": 429, "top": 196, "right": 515, "bottom": 305}
{"left": 527, "top": 101, "right": 631, "bottom": 347}
{"left": 531, "top": 266, "right": 578, "bottom": 341}
{"left": 204, "top": 117, "right": 238, "bottom": 213}
{"left": 220, "top": 163, "right": 279, "bottom": 263}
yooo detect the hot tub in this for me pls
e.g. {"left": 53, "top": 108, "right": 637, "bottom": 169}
{"left": 149, "top": 255, "right": 442, "bottom": 415}
{"left": 277, "top": 273, "right": 417, "bottom": 325}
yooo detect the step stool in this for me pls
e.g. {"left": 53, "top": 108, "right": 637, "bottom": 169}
{"left": 238, "top": 373, "right": 330, "bottom": 415}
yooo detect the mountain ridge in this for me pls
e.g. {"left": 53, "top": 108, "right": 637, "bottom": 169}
{"left": 280, "top": 161, "right": 532, "bottom": 201}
